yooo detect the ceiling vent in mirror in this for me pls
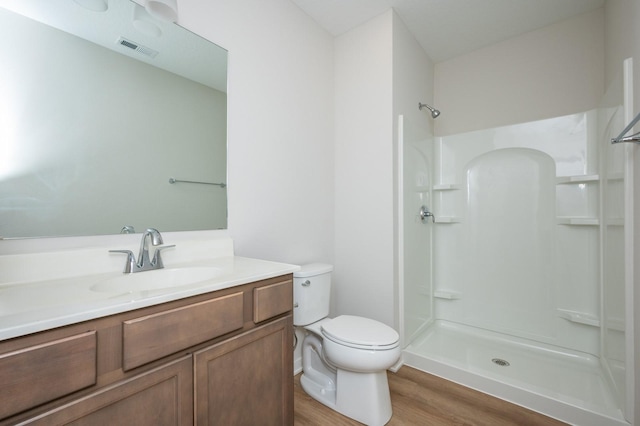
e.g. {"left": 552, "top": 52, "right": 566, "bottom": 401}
{"left": 117, "top": 37, "right": 158, "bottom": 58}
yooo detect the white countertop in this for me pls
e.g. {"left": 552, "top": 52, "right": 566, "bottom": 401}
{"left": 0, "top": 256, "right": 299, "bottom": 341}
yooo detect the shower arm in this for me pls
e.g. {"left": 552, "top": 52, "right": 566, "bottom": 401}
{"left": 418, "top": 102, "right": 441, "bottom": 119}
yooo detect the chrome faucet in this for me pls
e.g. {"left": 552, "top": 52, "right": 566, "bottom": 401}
{"left": 110, "top": 228, "right": 175, "bottom": 273}
{"left": 120, "top": 225, "right": 135, "bottom": 234}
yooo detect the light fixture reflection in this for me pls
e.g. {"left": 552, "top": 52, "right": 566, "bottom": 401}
{"left": 133, "top": 4, "right": 162, "bottom": 37}
{"left": 145, "top": 0, "right": 178, "bottom": 23}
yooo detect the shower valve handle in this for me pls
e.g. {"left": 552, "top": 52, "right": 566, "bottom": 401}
{"left": 419, "top": 206, "right": 435, "bottom": 223}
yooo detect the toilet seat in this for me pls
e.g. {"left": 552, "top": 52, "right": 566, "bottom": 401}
{"left": 321, "top": 315, "right": 399, "bottom": 350}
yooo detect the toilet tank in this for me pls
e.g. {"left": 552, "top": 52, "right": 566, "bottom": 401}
{"left": 293, "top": 263, "right": 333, "bottom": 326}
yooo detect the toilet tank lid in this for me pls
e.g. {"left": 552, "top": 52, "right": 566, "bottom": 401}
{"left": 293, "top": 263, "right": 333, "bottom": 277}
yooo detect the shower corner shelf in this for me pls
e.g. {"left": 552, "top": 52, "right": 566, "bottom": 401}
{"left": 557, "top": 217, "right": 599, "bottom": 226}
{"left": 606, "top": 171, "right": 624, "bottom": 181}
{"left": 605, "top": 317, "right": 625, "bottom": 331}
{"left": 434, "top": 216, "right": 460, "bottom": 224}
{"left": 555, "top": 174, "right": 599, "bottom": 184}
{"left": 434, "top": 290, "right": 461, "bottom": 300}
{"left": 433, "top": 183, "right": 459, "bottom": 191}
{"left": 557, "top": 309, "right": 600, "bottom": 327}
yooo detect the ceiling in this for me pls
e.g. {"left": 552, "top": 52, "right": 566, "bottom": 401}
{"left": 290, "top": 0, "right": 605, "bottom": 62}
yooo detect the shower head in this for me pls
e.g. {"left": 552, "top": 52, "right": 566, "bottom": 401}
{"left": 419, "top": 102, "right": 440, "bottom": 119}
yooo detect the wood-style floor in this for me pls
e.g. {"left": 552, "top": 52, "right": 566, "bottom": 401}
{"left": 294, "top": 366, "right": 567, "bottom": 425}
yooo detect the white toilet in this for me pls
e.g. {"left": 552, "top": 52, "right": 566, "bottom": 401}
{"left": 294, "top": 264, "right": 400, "bottom": 426}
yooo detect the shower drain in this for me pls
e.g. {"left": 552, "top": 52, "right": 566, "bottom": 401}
{"left": 491, "top": 358, "right": 510, "bottom": 367}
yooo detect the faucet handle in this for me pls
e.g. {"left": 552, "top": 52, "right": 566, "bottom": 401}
{"left": 109, "top": 250, "right": 137, "bottom": 273}
{"left": 151, "top": 245, "right": 176, "bottom": 268}
{"left": 120, "top": 225, "right": 135, "bottom": 234}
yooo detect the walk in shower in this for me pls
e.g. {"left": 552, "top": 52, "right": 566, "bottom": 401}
{"left": 398, "top": 61, "right": 634, "bottom": 425}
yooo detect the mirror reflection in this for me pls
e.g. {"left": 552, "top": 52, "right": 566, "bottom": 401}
{"left": 0, "top": 0, "right": 228, "bottom": 238}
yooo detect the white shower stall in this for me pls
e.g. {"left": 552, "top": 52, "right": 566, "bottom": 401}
{"left": 398, "top": 60, "right": 635, "bottom": 425}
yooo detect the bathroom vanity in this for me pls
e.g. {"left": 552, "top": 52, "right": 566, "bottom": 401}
{"left": 0, "top": 237, "right": 297, "bottom": 425}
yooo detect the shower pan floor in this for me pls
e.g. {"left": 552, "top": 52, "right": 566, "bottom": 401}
{"left": 402, "top": 320, "right": 627, "bottom": 426}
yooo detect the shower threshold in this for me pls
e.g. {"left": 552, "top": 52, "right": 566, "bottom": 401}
{"left": 402, "top": 320, "right": 627, "bottom": 426}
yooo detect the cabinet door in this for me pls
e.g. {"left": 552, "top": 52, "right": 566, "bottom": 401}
{"left": 21, "top": 356, "right": 193, "bottom": 426}
{"left": 194, "top": 315, "right": 293, "bottom": 426}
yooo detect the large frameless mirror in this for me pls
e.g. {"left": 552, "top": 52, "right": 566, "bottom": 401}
{"left": 0, "top": 0, "right": 228, "bottom": 238}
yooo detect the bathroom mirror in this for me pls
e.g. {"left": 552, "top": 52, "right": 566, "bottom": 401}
{"left": 0, "top": 0, "right": 228, "bottom": 238}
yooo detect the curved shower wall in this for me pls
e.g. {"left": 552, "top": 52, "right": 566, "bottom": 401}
{"left": 433, "top": 111, "right": 602, "bottom": 354}
{"left": 454, "top": 148, "right": 557, "bottom": 340}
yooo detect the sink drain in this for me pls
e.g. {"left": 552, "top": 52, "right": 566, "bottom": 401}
{"left": 491, "top": 358, "right": 510, "bottom": 367}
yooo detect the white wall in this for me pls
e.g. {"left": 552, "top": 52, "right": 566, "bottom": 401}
{"left": 333, "top": 11, "right": 394, "bottom": 325}
{"left": 434, "top": 9, "right": 605, "bottom": 136}
{"left": 177, "top": 0, "right": 335, "bottom": 266}
{"left": 391, "top": 12, "right": 435, "bottom": 128}
{"left": 333, "top": 11, "right": 434, "bottom": 328}
{"left": 604, "top": 0, "right": 635, "bottom": 85}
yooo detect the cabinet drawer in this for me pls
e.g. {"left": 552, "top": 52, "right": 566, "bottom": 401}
{"left": 123, "top": 292, "right": 244, "bottom": 370}
{"left": 253, "top": 280, "right": 292, "bottom": 323}
{"left": 0, "top": 331, "right": 97, "bottom": 420}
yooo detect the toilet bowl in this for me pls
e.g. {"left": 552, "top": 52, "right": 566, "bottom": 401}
{"left": 294, "top": 264, "right": 400, "bottom": 426}
{"left": 321, "top": 315, "right": 400, "bottom": 373}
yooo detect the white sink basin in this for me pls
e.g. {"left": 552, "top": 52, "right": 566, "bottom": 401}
{"left": 90, "top": 266, "right": 223, "bottom": 293}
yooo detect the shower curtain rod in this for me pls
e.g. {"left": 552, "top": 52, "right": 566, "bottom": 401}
{"left": 611, "top": 111, "right": 640, "bottom": 144}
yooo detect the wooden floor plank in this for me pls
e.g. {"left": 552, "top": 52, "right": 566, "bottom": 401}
{"left": 294, "top": 366, "right": 567, "bottom": 425}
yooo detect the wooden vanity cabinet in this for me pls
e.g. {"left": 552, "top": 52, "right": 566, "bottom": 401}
{"left": 0, "top": 274, "right": 293, "bottom": 426}
{"left": 195, "top": 316, "right": 293, "bottom": 425}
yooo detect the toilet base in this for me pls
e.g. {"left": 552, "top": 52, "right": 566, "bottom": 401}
{"left": 335, "top": 369, "right": 392, "bottom": 426}
{"left": 300, "top": 368, "right": 393, "bottom": 426}
{"left": 300, "top": 372, "right": 337, "bottom": 408}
